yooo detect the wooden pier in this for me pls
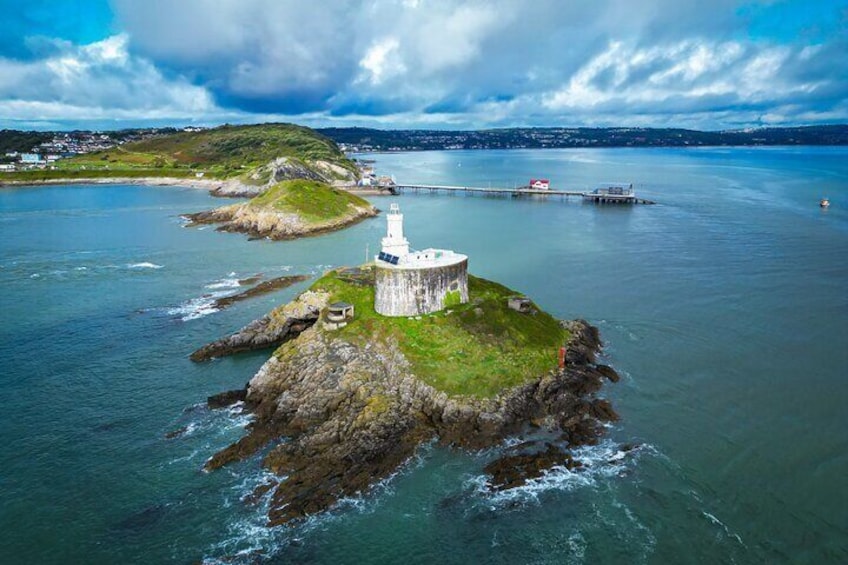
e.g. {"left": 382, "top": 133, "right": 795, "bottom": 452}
{"left": 378, "top": 183, "right": 655, "bottom": 204}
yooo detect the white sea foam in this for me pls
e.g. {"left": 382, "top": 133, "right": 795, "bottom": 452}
{"left": 702, "top": 510, "right": 747, "bottom": 547}
{"left": 203, "top": 469, "right": 291, "bottom": 564}
{"left": 202, "top": 438, "right": 433, "bottom": 564}
{"left": 168, "top": 275, "right": 253, "bottom": 321}
{"left": 565, "top": 531, "right": 588, "bottom": 562}
{"left": 167, "top": 295, "right": 221, "bottom": 321}
{"left": 205, "top": 278, "right": 242, "bottom": 290}
{"left": 166, "top": 449, "right": 202, "bottom": 466}
{"left": 469, "top": 440, "right": 643, "bottom": 507}
{"left": 128, "top": 262, "right": 163, "bottom": 269}
{"left": 181, "top": 422, "right": 200, "bottom": 437}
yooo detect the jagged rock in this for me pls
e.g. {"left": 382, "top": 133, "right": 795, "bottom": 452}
{"left": 483, "top": 442, "right": 578, "bottom": 491}
{"left": 202, "top": 314, "right": 619, "bottom": 526}
{"left": 207, "top": 388, "right": 248, "bottom": 409}
{"left": 208, "top": 157, "right": 357, "bottom": 198}
{"left": 210, "top": 275, "right": 310, "bottom": 310}
{"left": 595, "top": 364, "right": 621, "bottom": 382}
{"left": 183, "top": 199, "right": 377, "bottom": 240}
{"left": 164, "top": 426, "right": 189, "bottom": 440}
{"left": 237, "top": 274, "right": 263, "bottom": 286}
{"left": 189, "top": 290, "right": 328, "bottom": 361}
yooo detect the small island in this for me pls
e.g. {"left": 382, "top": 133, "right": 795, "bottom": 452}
{"left": 194, "top": 205, "right": 621, "bottom": 526}
{"left": 183, "top": 179, "right": 377, "bottom": 240}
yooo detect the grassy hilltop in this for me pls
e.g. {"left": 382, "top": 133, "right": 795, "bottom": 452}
{"left": 249, "top": 179, "right": 372, "bottom": 223}
{"left": 307, "top": 269, "right": 569, "bottom": 398}
{"left": 4, "top": 123, "right": 357, "bottom": 183}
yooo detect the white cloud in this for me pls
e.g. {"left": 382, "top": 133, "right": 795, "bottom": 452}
{"left": 411, "top": 4, "right": 505, "bottom": 74}
{"left": 3, "top": 0, "right": 847, "bottom": 129}
{"left": 0, "top": 34, "right": 219, "bottom": 125}
{"left": 542, "top": 39, "right": 834, "bottom": 119}
{"left": 358, "top": 38, "right": 405, "bottom": 85}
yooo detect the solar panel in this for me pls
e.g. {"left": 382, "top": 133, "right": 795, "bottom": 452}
{"left": 378, "top": 251, "right": 400, "bottom": 265}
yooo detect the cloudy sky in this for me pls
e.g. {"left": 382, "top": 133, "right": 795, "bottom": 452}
{"left": 1, "top": 0, "right": 846, "bottom": 130}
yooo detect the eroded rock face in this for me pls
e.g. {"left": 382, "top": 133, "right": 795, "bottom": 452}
{"left": 208, "top": 158, "right": 357, "bottom": 198}
{"left": 203, "top": 316, "right": 619, "bottom": 527}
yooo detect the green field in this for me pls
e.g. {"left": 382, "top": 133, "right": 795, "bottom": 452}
{"left": 306, "top": 270, "right": 569, "bottom": 398}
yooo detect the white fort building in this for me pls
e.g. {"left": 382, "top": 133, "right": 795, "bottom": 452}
{"left": 374, "top": 203, "right": 469, "bottom": 317}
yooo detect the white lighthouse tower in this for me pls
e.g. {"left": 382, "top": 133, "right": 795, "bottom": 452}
{"left": 380, "top": 203, "right": 409, "bottom": 259}
{"left": 374, "top": 203, "right": 469, "bottom": 316}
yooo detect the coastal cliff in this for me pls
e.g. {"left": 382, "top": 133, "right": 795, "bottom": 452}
{"left": 184, "top": 179, "right": 377, "bottom": 240}
{"left": 196, "top": 268, "right": 620, "bottom": 526}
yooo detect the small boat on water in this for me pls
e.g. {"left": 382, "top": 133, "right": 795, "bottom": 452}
{"left": 820, "top": 198, "right": 830, "bottom": 208}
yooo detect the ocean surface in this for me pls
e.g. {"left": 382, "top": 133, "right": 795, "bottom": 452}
{"left": 0, "top": 146, "right": 846, "bottom": 564}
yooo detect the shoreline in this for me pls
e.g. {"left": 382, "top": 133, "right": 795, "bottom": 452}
{"left": 0, "top": 176, "right": 231, "bottom": 190}
{"left": 0, "top": 177, "right": 394, "bottom": 203}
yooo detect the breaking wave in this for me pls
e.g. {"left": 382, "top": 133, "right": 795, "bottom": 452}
{"left": 167, "top": 274, "right": 243, "bottom": 321}
{"left": 128, "top": 262, "right": 164, "bottom": 269}
{"left": 205, "top": 278, "right": 242, "bottom": 290}
{"left": 200, "top": 439, "right": 434, "bottom": 564}
{"left": 167, "top": 295, "right": 222, "bottom": 321}
{"left": 467, "top": 440, "right": 646, "bottom": 507}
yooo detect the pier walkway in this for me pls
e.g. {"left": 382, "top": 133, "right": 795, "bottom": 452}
{"left": 376, "top": 183, "right": 655, "bottom": 204}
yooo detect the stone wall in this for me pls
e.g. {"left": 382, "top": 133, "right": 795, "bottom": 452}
{"left": 374, "top": 259, "right": 468, "bottom": 317}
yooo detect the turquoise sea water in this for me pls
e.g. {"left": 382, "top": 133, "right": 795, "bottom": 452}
{"left": 0, "top": 146, "right": 846, "bottom": 563}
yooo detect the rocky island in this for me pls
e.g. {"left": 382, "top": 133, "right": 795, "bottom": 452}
{"left": 183, "top": 179, "right": 377, "bottom": 240}
{"left": 193, "top": 205, "right": 621, "bottom": 526}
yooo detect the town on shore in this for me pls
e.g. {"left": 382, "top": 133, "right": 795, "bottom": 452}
{"left": 3, "top": 123, "right": 848, "bottom": 174}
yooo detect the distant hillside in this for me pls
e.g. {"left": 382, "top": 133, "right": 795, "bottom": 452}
{"left": 319, "top": 125, "right": 848, "bottom": 151}
{"left": 0, "top": 130, "right": 52, "bottom": 155}
{"left": 67, "top": 123, "right": 356, "bottom": 179}
{"left": 1, "top": 124, "right": 358, "bottom": 189}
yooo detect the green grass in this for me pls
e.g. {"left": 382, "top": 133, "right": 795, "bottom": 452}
{"left": 307, "top": 270, "right": 569, "bottom": 398}
{"left": 3, "top": 123, "right": 356, "bottom": 182}
{"left": 249, "top": 180, "right": 371, "bottom": 223}
{"left": 1, "top": 168, "right": 196, "bottom": 182}
{"left": 111, "top": 123, "right": 355, "bottom": 178}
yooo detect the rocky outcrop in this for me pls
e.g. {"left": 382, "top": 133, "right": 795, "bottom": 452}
{"left": 483, "top": 442, "right": 581, "bottom": 490}
{"left": 210, "top": 274, "right": 311, "bottom": 310}
{"left": 183, "top": 199, "right": 377, "bottom": 240}
{"left": 209, "top": 158, "right": 358, "bottom": 198}
{"left": 189, "top": 290, "right": 328, "bottom": 361}
{"left": 203, "top": 311, "right": 619, "bottom": 526}
{"left": 207, "top": 388, "right": 248, "bottom": 409}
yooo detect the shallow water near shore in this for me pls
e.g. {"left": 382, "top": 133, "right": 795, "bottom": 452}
{"left": 0, "top": 146, "right": 846, "bottom": 563}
